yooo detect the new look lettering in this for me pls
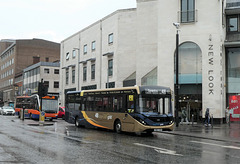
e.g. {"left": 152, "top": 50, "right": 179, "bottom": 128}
{"left": 208, "top": 44, "right": 215, "bottom": 95}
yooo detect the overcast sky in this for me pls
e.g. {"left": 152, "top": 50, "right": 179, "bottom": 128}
{"left": 0, "top": 0, "right": 136, "bottom": 43}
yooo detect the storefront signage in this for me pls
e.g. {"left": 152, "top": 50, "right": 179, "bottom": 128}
{"left": 208, "top": 44, "right": 214, "bottom": 95}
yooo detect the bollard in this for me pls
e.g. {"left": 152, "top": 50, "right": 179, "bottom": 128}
{"left": 211, "top": 114, "right": 213, "bottom": 128}
{"left": 192, "top": 114, "right": 194, "bottom": 126}
{"left": 22, "top": 105, "right": 25, "bottom": 121}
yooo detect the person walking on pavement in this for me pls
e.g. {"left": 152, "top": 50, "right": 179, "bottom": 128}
{"left": 181, "top": 107, "right": 189, "bottom": 124}
{"left": 205, "top": 108, "right": 210, "bottom": 126}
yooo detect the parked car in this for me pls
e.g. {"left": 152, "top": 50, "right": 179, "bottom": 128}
{"left": 1, "top": 106, "right": 15, "bottom": 115}
{"left": 58, "top": 107, "right": 65, "bottom": 119}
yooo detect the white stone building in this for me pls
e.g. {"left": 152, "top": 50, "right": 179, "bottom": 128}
{"left": 60, "top": 9, "right": 137, "bottom": 105}
{"left": 23, "top": 62, "right": 60, "bottom": 96}
{"left": 60, "top": 0, "right": 240, "bottom": 123}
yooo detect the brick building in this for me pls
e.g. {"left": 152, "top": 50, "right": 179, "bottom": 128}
{"left": 0, "top": 38, "right": 60, "bottom": 106}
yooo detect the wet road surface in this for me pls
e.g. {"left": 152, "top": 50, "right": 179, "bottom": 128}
{"left": 0, "top": 115, "right": 240, "bottom": 164}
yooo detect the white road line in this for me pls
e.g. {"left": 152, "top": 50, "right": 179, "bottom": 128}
{"left": 134, "top": 143, "right": 183, "bottom": 156}
{"left": 190, "top": 141, "right": 240, "bottom": 150}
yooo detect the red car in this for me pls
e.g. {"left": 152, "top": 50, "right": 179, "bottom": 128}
{"left": 58, "top": 107, "right": 65, "bottom": 119}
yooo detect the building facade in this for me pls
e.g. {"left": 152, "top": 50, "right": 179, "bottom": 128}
{"left": 23, "top": 62, "right": 60, "bottom": 96}
{"left": 0, "top": 39, "right": 60, "bottom": 106}
{"left": 60, "top": 9, "right": 137, "bottom": 105}
{"left": 60, "top": 0, "right": 240, "bottom": 123}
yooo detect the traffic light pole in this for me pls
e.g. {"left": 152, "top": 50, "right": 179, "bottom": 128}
{"left": 40, "top": 79, "right": 43, "bottom": 111}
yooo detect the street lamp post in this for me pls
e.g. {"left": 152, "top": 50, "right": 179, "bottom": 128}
{"left": 173, "top": 23, "right": 180, "bottom": 127}
{"left": 73, "top": 48, "right": 80, "bottom": 90}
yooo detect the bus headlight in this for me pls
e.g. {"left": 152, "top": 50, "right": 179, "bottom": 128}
{"left": 140, "top": 119, "right": 147, "bottom": 125}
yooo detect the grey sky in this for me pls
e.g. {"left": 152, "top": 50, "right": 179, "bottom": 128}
{"left": 0, "top": 0, "right": 136, "bottom": 43}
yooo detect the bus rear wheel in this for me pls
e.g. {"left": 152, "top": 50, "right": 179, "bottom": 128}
{"left": 115, "top": 120, "right": 121, "bottom": 133}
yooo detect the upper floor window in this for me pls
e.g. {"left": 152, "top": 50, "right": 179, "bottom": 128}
{"left": 92, "top": 41, "right": 96, "bottom": 51}
{"left": 54, "top": 69, "right": 59, "bottom": 74}
{"left": 66, "top": 52, "right": 70, "bottom": 60}
{"left": 54, "top": 81, "right": 59, "bottom": 88}
{"left": 66, "top": 68, "right": 69, "bottom": 85}
{"left": 181, "top": 0, "right": 195, "bottom": 23}
{"left": 83, "top": 66, "right": 87, "bottom": 81}
{"left": 72, "top": 67, "right": 75, "bottom": 84}
{"left": 33, "top": 56, "right": 40, "bottom": 64}
{"left": 72, "top": 50, "right": 76, "bottom": 58}
{"left": 91, "top": 64, "right": 95, "bottom": 80}
{"left": 108, "top": 59, "right": 113, "bottom": 76}
{"left": 83, "top": 45, "right": 87, "bottom": 54}
{"left": 45, "top": 57, "right": 49, "bottom": 62}
{"left": 44, "top": 81, "right": 49, "bottom": 88}
{"left": 227, "top": 15, "right": 238, "bottom": 32}
{"left": 44, "top": 68, "right": 49, "bottom": 74}
{"left": 108, "top": 33, "right": 113, "bottom": 44}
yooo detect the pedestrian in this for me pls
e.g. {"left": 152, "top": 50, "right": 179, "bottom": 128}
{"left": 226, "top": 107, "right": 229, "bottom": 124}
{"left": 205, "top": 108, "right": 210, "bottom": 126}
{"left": 181, "top": 107, "right": 189, "bottom": 124}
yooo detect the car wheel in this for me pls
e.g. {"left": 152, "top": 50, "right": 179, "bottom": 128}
{"left": 62, "top": 115, "right": 65, "bottom": 120}
{"left": 115, "top": 120, "right": 122, "bottom": 134}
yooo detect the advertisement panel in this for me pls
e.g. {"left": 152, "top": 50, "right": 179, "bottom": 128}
{"left": 229, "top": 95, "right": 240, "bottom": 121}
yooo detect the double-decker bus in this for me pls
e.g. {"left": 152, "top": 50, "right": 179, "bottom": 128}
{"left": 65, "top": 86, "right": 174, "bottom": 134}
{"left": 15, "top": 94, "right": 59, "bottom": 120}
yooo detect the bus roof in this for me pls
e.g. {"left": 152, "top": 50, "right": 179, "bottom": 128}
{"left": 66, "top": 86, "right": 171, "bottom": 96}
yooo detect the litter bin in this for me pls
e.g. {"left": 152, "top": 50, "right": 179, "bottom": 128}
{"left": 39, "top": 111, "right": 45, "bottom": 124}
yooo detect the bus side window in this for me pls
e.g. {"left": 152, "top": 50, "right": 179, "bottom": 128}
{"left": 113, "top": 96, "right": 123, "bottom": 112}
{"left": 95, "top": 97, "right": 103, "bottom": 111}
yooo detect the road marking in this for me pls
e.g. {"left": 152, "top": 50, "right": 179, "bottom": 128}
{"left": 190, "top": 141, "right": 240, "bottom": 150}
{"left": 134, "top": 143, "right": 183, "bottom": 156}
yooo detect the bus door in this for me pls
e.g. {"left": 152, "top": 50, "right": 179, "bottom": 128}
{"left": 121, "top": 94, "right": 135, "bottom": 132}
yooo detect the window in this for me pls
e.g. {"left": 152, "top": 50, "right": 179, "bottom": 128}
{"left": 66, "top": 69, "right": 69, "bottom": 85}
{"left": 181, "top": 0, "right": 195, "bottom": 23}
{"left": 54, "top": 81, "right": 59, "bottom": 88}
{"left": 44, "top": 68, "right": 49, "bottom": 74}
{"left": 54, "top": 69, "right": 59, "bottom": 74}
{"left": 91, "top": 64, "right": 95, "bottom": 80}
{"left": 66, "top": 52, "right": 70, "bottom": 60}
{"left": 92, "top": 41, "right": 96, "bottom": 51}
{"left": 83, "top": 45, "right": 87, "bottom": 54}
{"left": 83, "top": 66, "right": 87, "bottom": 81}
{"left": 72, "top": 68, "right": 75, "bottom": 84}
{"left": 108, "top": 33, "right": 113, "bottom": 44}
{"left": 44, "top": 81, "right": 49, "bottom": 88}
{"left": 33, "top": 56, "right": 40, "bottom": 64}
{"left": 45, "top": 57, "right": 49, "bottom": 62}
{"left": 227, "top": 15, "right": 238, "bottom": 32}
{"left": 108, "top": 59, "right": 113, "bottom": 76}
{"left": 72, "top": 50, "right": 76, "bottom": 58}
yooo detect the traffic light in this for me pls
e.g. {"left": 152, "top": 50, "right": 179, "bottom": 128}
{"left": 38, "top": 82, "right": 48, "bottom": 97}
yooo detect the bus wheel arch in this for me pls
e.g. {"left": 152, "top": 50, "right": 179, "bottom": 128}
{"left": 114, "top": 119, "right": 122, "bottom": 133}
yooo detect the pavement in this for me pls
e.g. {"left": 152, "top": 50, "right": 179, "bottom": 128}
{"left": 161, "top": 122, "right": 240, "bottom": 143}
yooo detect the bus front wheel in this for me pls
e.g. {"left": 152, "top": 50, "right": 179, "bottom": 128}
{"left": 115, "top": 120, "right": 121, "bottom": 133}
{"left": 75, "top": 117, "right": 80, "bottom": 127}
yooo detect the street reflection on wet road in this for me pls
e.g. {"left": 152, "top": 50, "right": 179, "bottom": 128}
{"left": 0, "top": 115, "right": 239, "bottom": 164}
